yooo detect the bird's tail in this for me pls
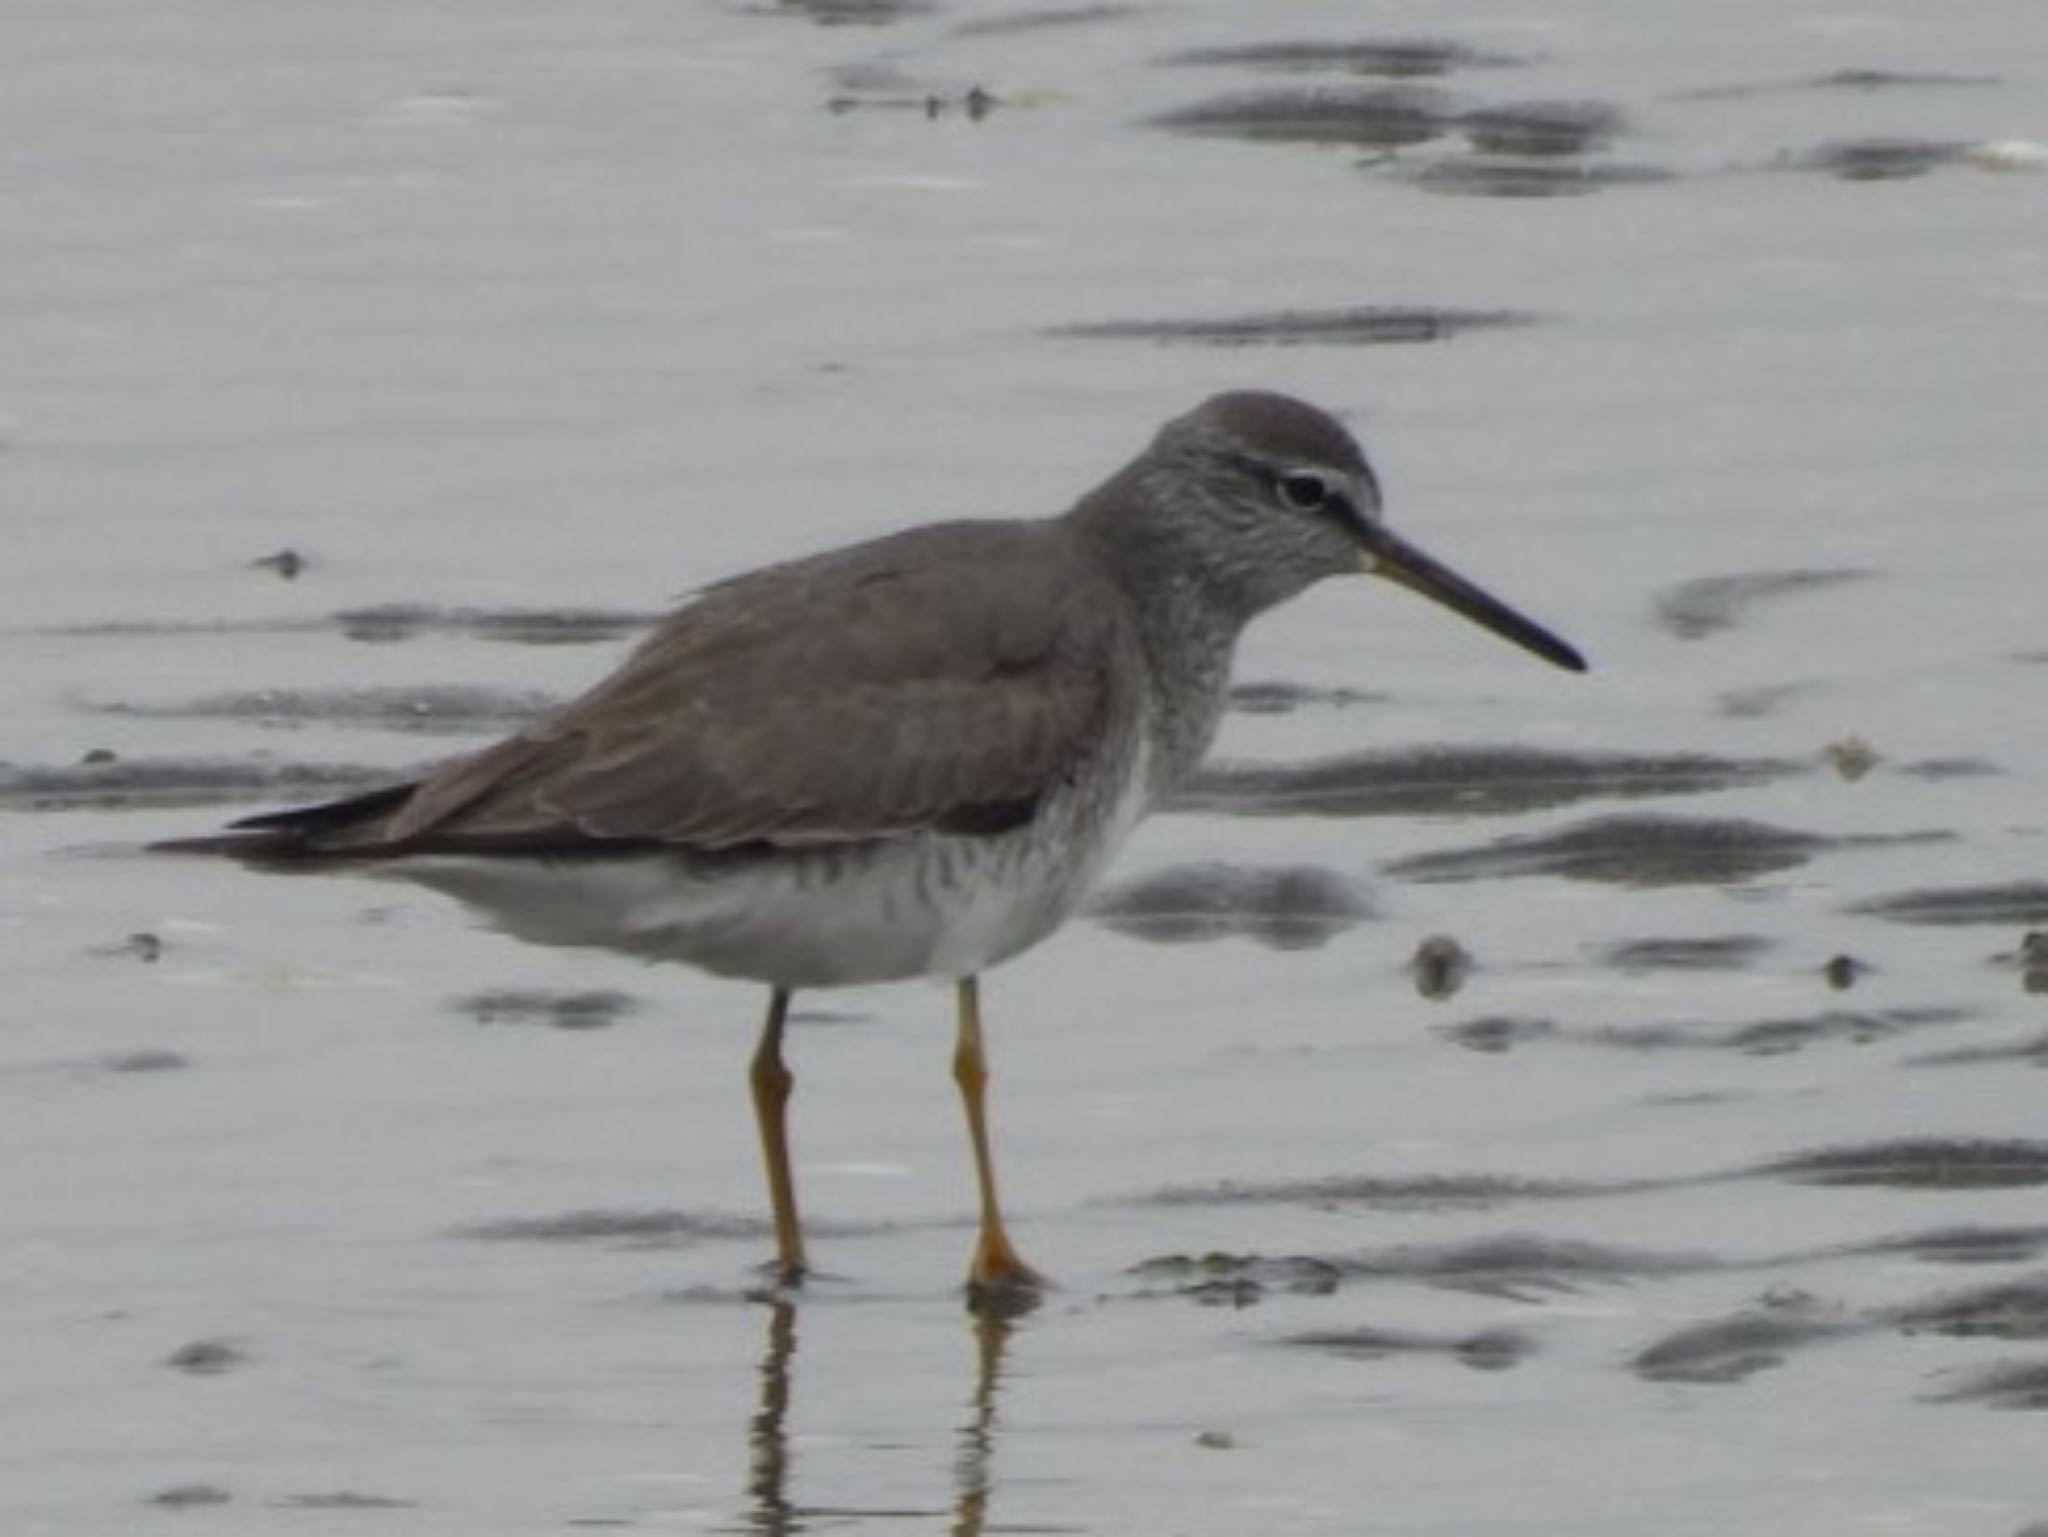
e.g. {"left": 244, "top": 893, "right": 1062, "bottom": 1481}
{"left": 151, "top": 782, "right": 417, "bottom": 866}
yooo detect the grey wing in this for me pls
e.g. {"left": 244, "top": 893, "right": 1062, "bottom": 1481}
{"left": 361, "top": 535, "right": 1116, "bottom": 853}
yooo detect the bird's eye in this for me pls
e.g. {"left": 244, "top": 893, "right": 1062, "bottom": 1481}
{"left": 1275, "top": 469, "right": 1334, "bottom": 512}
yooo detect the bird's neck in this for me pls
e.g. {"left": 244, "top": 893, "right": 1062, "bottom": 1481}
{"left": 1067, "top": 487, "right": 1248, "bottom": 792}
{"left": 1133, "top": 577, "right": 1238, "bottom": 792}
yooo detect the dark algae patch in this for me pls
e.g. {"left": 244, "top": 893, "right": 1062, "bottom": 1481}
{"left": 1458, "top": 99, "right": 1620, "bottom": 156}
{"left": 40, "top": 604, "right": 658, "bottom": 646}
{"left": 768, "top": 0, "right": 936, "bottom": 26}
{"left": 1653, "top": 568, "right": 1876, "bottom": 640}
{"left": 335, "top": 603, "right": 657, "bottom": 646}
{"left": 1159, "top": 38, "right": 1521, "bottom": 78}
{"left": 1634, "top": 1295, "right": 1855, "bottom": 1384}
{"left": 1439, "top": 1007, "right": 1970, "bottom": 1056}
{"left": 1925, "top": 1360, "right": 2048, "bottom": 1410}
{"left": 1894, "top": 1277, "right": 2048, "bottom": 1340}
{"left": 149, "top": 1484, "right": 231, "bottom": 1510}
{"left": 1791, "top": 138, "right": 1976, "bottom": 181}
{"left": 1178, "top": 746, "right": 1800, "bottom": 819}
{"left": 2, "top": 756, "right": 397, "bottom": 813}
{"left": 1853, "top": 1226, "right": 2048, "bottom": 1267}
{"left": 1677, "top": 68, "right": 2001, "bottom": 100}
{"left": 1149, "top": 84, "right": 1454, "bottom": 148}
{"left": 952, "top": 7, "right": 1138, "bottom": 39}
{"left": 1141, "top": 1142, "right": 2048, "bottom": 1227}
{"left": 1385, "top": 813, "right": 1840, "bottom": 887}
{"left": 1912, "top": 1030, "right": 2048, "bottom": 1070}
{"left": 1048, "top": 306, "right": 1533, "bottom": 348}
{"left": 1139, "top": 1237, "right": 1705, "bottom": 1306}
{"left": 1636, "top": 1277, "right": 2048, "bottom": 1387}
{"left": 164, "top": 1338, "right": 250, "bottom": 1376}
{"left": 1598, "top": 935, "right": 1776, "bottom": 972}
{"left": 1851, "top": 883, "right": 2048, "bottom": 927}
{"left": 1284, "top": 1325, "right": 1536, "bottom": 1370}
{"left": 1764, "top": 1139, "right": 2048, "bottom": 1190}
{"left": 1595, "top": 1007, "right": 1970, "bottom": 1056}
{"left": 1439, "top": 1014, "right": 1556, "bottom": 1053}
{"left": 1400, "top": 158, "right": 1672, "bottom": 199}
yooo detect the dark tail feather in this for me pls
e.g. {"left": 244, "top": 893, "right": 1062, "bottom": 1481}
{"left": 152, "top": 782, "right": 418, "bottom": 865}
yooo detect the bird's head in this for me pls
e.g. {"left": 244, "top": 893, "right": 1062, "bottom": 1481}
{"left": 1091, "top": 390, "right": 1586, "bottom": 672}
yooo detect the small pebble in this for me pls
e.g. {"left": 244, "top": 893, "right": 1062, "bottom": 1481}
{"left": 250, "top": 547, "right": 308, "bottom": 580}
{"left": 165, "top": 1338, "right": 248, "bottom": 1376}
{"left": 1410, "top": 934, "right": 1472, "bottom": 1000}
{"left": 1822, "top": 954, "right": 1867, "bottom": 991}
{"left": 1822, "top": 737, "right": 1880, "bottom": 781}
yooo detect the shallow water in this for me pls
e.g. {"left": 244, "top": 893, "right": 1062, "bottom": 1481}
{"left": 6, "top": 1, "right": 2048, "bottom": 1532}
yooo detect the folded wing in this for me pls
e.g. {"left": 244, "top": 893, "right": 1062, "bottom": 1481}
{"left": 223, "top": 522, "right": 1121, "bottom": 860}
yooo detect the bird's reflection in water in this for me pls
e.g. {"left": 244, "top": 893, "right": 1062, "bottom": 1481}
{"left": 739, "top": 1299, "right": 1021, "bottom": 1536}
{"left": 742, "top": 1301, "right": 799, "bottom": 1534}
{"left": 949, "top": 1311, "right": 1009, "bottom": 1537}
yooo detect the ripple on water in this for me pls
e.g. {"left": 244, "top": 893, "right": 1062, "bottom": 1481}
{"left": 1851, "top": 882, "right": 2048, "bottom": 927}
{"left": 1179, "top": 746, "right": 1800, "bottom": 819}
{"left": 1047, "top": 305, "right": 1535, "bottom": 347}
{"left": 1652, "top": 567, "right": 1876, "bottom": 640}
{"left": 2, "top": 756, "right": 398, "bottom": 813}
{"left": 1147, "top": 84, "right": 1455, "bottom": 148}
{"left": 1635, "top": 1275, "right": 2048, "bottom": 1386}
{"left": 453, "top": 988, "right": 641, "bottom": 1031}
{"left": 76, "top": 684, "right": 558, "bottom": 736}
{"left": 1090, "top": 861, "right": 1375, "bottom": 949}
{"left": 1157, "top": 38, "right": 1524, "bottom": 78}
{"left": 1386, "top": 812, "right": 1856, "bottom": 887}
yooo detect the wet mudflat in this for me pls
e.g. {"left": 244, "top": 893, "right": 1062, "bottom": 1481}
{"left": 5, "top": 0, "right": 2048, "bottom": 1532}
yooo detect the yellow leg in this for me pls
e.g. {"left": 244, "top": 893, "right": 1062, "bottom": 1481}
{"left": 952, "top": 977, "right": 1046, "bottom": 1304}
{"left": 749, "top": 988, "right": 806, "bottom": 1286}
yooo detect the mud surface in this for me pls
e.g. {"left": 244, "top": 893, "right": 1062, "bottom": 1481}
{"left": 5, "top": 2, "right": 2047, "bottom": 1534}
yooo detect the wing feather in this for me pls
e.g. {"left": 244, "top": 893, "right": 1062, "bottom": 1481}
{"left": 329, "top": 520, "right": 1123, "bottom": 855}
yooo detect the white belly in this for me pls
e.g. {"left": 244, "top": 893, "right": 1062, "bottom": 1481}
{"left": 388, "top": 757, "right": 1150, "bottom": 991}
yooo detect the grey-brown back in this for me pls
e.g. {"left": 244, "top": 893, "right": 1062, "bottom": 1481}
{"left": 223, "top": 518, "right": 1145, "bottom": 860}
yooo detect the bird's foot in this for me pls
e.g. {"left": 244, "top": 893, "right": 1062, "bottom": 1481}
{"left": 745, "top": 1257, "right": 808, "bottom": 1303}
{"left": 965, "top": 1232, "right": 1050, "bottom": 1319}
